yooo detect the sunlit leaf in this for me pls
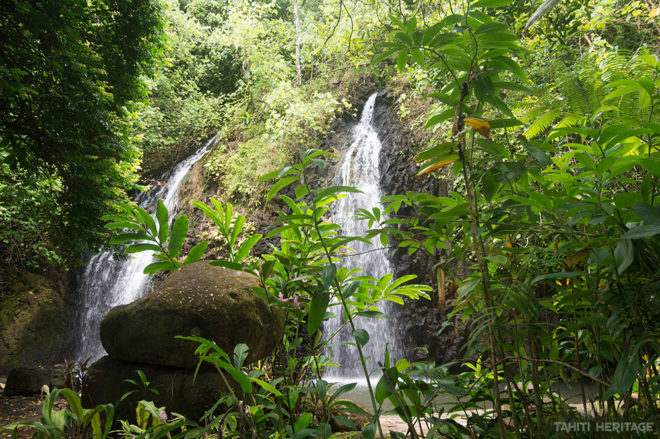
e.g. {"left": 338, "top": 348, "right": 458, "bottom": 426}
{"left": 109, "top": 233, "right": 151, "bottom": 245}
{"left": 126, "top": 243, "right": 162, "bottom": 254}
{"left": 144, "top": 261, "right": 176, "bottom": 275}
{"left": 236, "top": 234, "right": 262, "bottom": 262}
{"left": 266, "top": 176, "right": 300, "bottom": 202}
{"left": 416, "top": 154, "right": 459, "bottom": 179}
{"left": 464, "top": 117, "right": 491, "bottom": 137}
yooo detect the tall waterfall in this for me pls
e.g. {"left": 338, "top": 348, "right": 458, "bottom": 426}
{"left": 73, "top": 137, "right": 218, "bottom": 361}
{"left": 325, "top": 93, "right": 401, "bottom": 379}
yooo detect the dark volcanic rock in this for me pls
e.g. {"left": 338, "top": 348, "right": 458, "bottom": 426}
{"left": 100, "top": 262, "right": 285, "bottom": 369}
{"left": 371, "top": 89, "right": 469, "bottom": 367}
{"left": 85, "top": 356, "right": 229, "bottom": 421}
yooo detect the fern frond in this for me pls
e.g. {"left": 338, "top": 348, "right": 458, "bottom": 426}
{"left": 554, "top": 112, "right": 581, "bottom": 129}
{"left": 524, "top": 108, "right": 561, "bottom": 139}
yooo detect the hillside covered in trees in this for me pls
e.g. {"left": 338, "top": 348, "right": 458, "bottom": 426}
{"left": 1, "top": 0, "right": 659, "bottom": 438}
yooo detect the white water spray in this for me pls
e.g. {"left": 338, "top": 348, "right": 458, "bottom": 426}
{"left": 324, "top": 93, "right": 401, "bottom": 380}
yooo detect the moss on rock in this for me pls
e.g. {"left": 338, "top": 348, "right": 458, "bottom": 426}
{"left": 100, "top": 262, "right": 285, "bottom": 369}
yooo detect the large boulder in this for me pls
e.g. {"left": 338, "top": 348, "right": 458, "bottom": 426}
{"left": 100, "top": 262, "right": 285, "bottom": 369}
{"left": 3, "top": 366, "right": 52, "bottom": 396}
{"left": 85, "top": 356, "right": 229, "bottom": 421}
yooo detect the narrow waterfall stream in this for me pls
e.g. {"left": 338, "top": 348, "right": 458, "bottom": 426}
{"left": 324, "top": 93, "right": 401, "bottom": 380}
{"left": 73, "top": 137, "right": 218, "bottom": 361}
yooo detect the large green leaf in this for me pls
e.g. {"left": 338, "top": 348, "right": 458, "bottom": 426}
{"left": 144, "top": 261, "right": 176, "bottom": 275}
{"left": 315, "top": 186, "right": 363, "bottom": 203}
{"left": 168, "top": 215, "right": 189, "bottom": 258}
{"left": 621, "top": 225, "right": 660, "bottom": 239}
{"left": 396, "top": 49, "right": 408, "bottom": 72}
{"left": 266, "top": 176, "right": 300, "bottom": 202}
{"left": 136, "top": 207, "right": 157, "bottom": 236}
{"left": 352, "top": 328, "right": 369, "bottom": 347}
{"left": 248, "top": 376, "right": 282, "bottom": 396}
{"left": 342, "top": 281, "right": 360, "bottom": 299}
{"left": 183, "top": 241, "right": 209, "bottom": 265}
{"left": 375, "top": 367, "right": 398, "bottom": 404}
{"left": 236, "top": 234, "right": 262, "bottom": 262}
{"left": 109, "top": 233, "right": 151, "bottom": 245}
{"left": 229, "top": 215, "right": 245, "bottom": 248}
{"left": 604, "top": 343, "right": 641, "bottom": 399}
{"left": 105, "top": 221, "right": 146, "bottom": 232}
{"left": 321, "top": 264, "right": 336, "bottom": 290}
{"left": 156, "top": 200, "right": 169, "bottom": 243}
{"left": 216, "top": 359, "right": 252, "bottom": 394}
{"left": 633, "top": 202, "right": 660, "bottom": 225}
{"left": 308, "top": 289, "right": 330, "bottom": 336}
{"left": 614, "top": 239, "right": 634, "bottom": 274}
{"left": 125, "top": 243, "right": 163, "bottom": 254}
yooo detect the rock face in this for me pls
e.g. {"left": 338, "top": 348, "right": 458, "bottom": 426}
{"left": 0, "top": 269, "right": 70, "bottom": 374}
{"left": 370, "top": 90, "right": 470, "bottom": 368}
{"left": 100, "top": 262, "right": 285, "bottom": 369}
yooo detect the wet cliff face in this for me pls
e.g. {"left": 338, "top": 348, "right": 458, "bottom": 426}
{"left": 371, "top": 90, "right": 469, "bottom": 368}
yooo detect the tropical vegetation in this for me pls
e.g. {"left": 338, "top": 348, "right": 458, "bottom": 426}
{"left": 1, "top": 0, "right": 659, "bottom": 438}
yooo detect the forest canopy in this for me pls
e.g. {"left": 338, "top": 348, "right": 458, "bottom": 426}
{"left": 0, "top": 0, "right": 164, "bottom": 266}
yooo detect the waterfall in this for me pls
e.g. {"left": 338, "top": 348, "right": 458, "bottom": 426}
{"left": 324, "top": 93, "right": 401, "bottom": 380}
{"left": 73, "top": 137, "right": 218, "bottom": 361}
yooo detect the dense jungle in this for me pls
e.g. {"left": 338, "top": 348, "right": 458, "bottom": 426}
{"left": 0, "top": 0, "right": 659, "bottom": 438}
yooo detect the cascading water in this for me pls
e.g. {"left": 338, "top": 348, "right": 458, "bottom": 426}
{"left": 73, "top": 136, "right": 219, "bottom": 361}
{"left": 324, "top": 93, "right": 401, "bottom": 379}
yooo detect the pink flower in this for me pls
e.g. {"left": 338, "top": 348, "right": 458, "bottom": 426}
{"left": 159, "top": 411, "right": 167, "bottom": 423}
{"left": 293, "top": 296, "right": 300, "bottom": 308}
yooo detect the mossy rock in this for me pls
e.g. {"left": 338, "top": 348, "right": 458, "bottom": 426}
{"left": 0, "top": 271, "right": 68, "bottom": 374}
{"left": 100, "top": 262, "right": 285, "bottom": 369}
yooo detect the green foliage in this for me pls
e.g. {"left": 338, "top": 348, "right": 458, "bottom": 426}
{"left": 373, "top": 1, "right": 660, "bottom": 435}
{"left": 130, "top": 0, "right": 243, "bottom": 161}
{"left": 102, "top": 200, "right": 208, "bottom": 274}
{"left": 103, "top": 148, "right": 431, "bottom": 437}
{"left": 0, "top": 0, "right": 165, "bottom": 265}
{"left": 103, "top": 198, "right": 263, "bottom": 275}
{"left": 197, "top": 0, "right": 388, "bottom": 205}
{"left": 0, "top": 386, "right": 115, "bottom": 439}
{"left": 0, "top": 153, "right": 64, "bottom": 268}
{"left": 9, "top": 1, "right": 660, "bottom": 437}
{"left": 193, "top": 198, "right": 263, "bottom": 268}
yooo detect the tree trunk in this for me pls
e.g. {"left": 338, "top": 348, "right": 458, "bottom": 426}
{"left": 293, "top": 0, "right": 302, "bottom": 86}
